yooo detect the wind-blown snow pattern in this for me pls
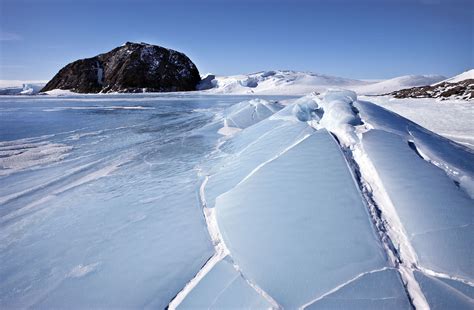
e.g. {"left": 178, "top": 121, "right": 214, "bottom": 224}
{"left": 1, "top": 91, "right": 472, "bottom": 309}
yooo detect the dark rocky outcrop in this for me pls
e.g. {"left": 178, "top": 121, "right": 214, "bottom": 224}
{"left": 41, "top": 42, "right": 201, "bottom": 93}
{"left": 389, "top": 79, "right": 473, "bottom": 101}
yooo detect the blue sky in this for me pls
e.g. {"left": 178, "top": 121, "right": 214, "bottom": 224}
{"left": 0, "top": 0, "right": 472, "bottom": 80}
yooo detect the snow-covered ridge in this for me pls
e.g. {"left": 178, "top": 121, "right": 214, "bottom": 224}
{"left": 197, "top": 70, "right": 447, "bottom": 96}
{"left": 351, "top": 74, "right": 446, "bottom": 95}
{"left": 197, "top": 70, "right": 370, "bottom": 95}
{"left": 436, "top": 69, "right": 474, "bottom": 84}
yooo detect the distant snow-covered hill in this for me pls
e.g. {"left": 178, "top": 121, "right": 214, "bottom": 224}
{"left": 198, "top": 70, "right": 446, "bottom": 96}
{"left": 389, "top": 69, "right": 474, "bottom": 100}
{"left": 350, "top": 74, "right": 446, "bottom": 95}
{"left": 436, "top": 69, "right": 474, "bottom": 84}
{"left": 198, "top": 70, "right": 370, "bottom": 95}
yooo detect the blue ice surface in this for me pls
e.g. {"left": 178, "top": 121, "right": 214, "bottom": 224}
{"left": 204, "top": 115, "right": 315, "bottom": 209}
{"left": 214, "top": 127, "right": 391, "bottom": 308}
{"left": 178, "top": 257, "right": 271, "bottom": 309}
{"left": 414, "top": 271, "right": 474, "bottom": 309}
{"left": 306, "top": 269, "right": 412, "bottom": 309}
{"left": 362, "top": 130, "right": 474, "bottom": 281}
{"left": 0, "top": 94, "right": 291, "bottom": 308}
{"left": 355, "top": 100, "right": 474, "bottom": 188}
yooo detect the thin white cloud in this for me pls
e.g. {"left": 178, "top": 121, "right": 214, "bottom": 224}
{"left": 0, "top": 31, "right": 23, "bottom": 41}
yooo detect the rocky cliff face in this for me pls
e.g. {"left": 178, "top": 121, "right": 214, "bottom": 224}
{"left": 41, "top": 42, "right": 201, "bottom": 93}
{"left": 390, "top": 79, "right": 473, "bottom": 100}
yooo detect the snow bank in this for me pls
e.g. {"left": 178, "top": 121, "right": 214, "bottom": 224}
{"left": 43, "top": 89, "right": 78, "bottom": 96}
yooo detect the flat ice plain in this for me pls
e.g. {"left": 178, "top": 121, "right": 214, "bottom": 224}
{"left": 0, "top": 92, "right": 472, "bottom": 309}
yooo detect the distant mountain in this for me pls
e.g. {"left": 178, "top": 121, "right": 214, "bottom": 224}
{"left": 390, "top": 70, "right": 473, "bottom": 100}
{"left": 41, "top": 42, "right": 201, "bottom": 93}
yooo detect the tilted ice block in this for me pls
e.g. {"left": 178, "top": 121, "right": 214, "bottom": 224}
{"left": 290, "top": 95, "right": 319, "bottom": 122}
{"left": 215, "top": 131, "right": 388, "bottom": 308}
{"left": 204, "top": 118, "right": 314, "bottom": 208}
{"left": 355, "top": 100, "right": 420, "bottom": 137}
{"left": 409, "top": 128, "right": 474, "bottom": 198}
{"left": 414, "top": 271, "right": 474, "bottom": 309}
{"left": 355, "top": 100, "right": 474, "bottom": 197}
{"left": 354, "top": 99, "right": 474, "bottom": 172}
{"left": 305, "top": 269, "right": 412, "bottom": 310}
{"left": 178, "top": 258, "right": 271, "bottom": 309}
{"left": 362, "top": 130, "right": 474, "bottom": 280}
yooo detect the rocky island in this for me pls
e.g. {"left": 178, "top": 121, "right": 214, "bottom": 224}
{"left": 41, "top": 42, "right": 201, "bottom": 93}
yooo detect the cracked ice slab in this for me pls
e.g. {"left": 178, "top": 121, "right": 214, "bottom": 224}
{"left": 215, "top": 129, "right": 391, "bottom": 308}
{"left": 361, "top": 130, "right": 474, "bottom": 281}
{"left": 355, "top": 100, "right": 474, "bottom": 198}
{"left": 177, "top": 258, "right": 271, "bottom": 309}
{"left": 414, "top": 271, "right": 474, "bottom": 309}
{"left": 204, "top": 106, "right": 315, "bottom": 209}
{"left": 305, "top": 269, "right": 412, "bottom": 309}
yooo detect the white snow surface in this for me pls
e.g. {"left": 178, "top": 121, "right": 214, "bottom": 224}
{"left": 350, "top": 74, "right": 446, "bottom": 95}
{"left": 198, "top": 70, "right": 369, "bottom": 95}
{"left": 436, "top": 69, "right": 474, "bottom": 84}
{"left": 198, "top": 70, "right": 446, "bottom": 95}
